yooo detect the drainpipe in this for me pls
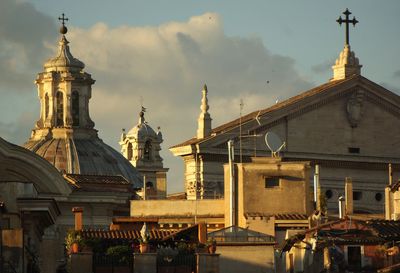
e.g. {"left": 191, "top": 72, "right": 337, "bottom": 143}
{"left": 314, "top": 165, "right": 320, "bottom": 210}
{"left": 143, "top": 175, "right": 146, "bottom": 200}
{"left": 228, "top": 140, "right": 235, "bottom": 226}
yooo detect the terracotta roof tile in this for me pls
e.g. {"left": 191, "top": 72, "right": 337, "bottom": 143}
{"left": 81, "top": 229, "right": 173, "bottom": 240}
{"left": 244, "top": 212, "right": 308, "bottom": 220}
{"left": 65, "top": 174, "right": 131, "bottom": 185}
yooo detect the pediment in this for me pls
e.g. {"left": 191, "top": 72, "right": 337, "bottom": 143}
{"left": 197, "top": 76, "right": 400, "bottom": 150}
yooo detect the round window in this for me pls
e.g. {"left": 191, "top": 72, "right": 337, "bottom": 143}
{"left": 325, "top": 190, "right": 333, "bottom": 199}
{"left": 375, "top": 192, "right": 383, "bottom": 202}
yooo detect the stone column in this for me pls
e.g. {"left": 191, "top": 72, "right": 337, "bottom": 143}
{"left": 133, "top": 253, "right": 157, "bottom": 273}
{"left": 196, "top": 253, "right": 220, "bottom": 273}
{"left": 385, "top": 186, "right": 393, "bottom": 220}
{"left": 345, "top": 177, "right": 353, "bottom": 215}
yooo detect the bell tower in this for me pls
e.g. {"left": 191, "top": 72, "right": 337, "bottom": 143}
{"left": 120, "top": 108, "right": 168, "bottom": 199}
{"left": 30, "top": 13, "right": 96, "bottom": 142}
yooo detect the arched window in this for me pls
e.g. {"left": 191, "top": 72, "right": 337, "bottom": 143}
{"left": 144, "top": 140, "right": 152, "bottom": 160}
{"left": 127, "top": 143, "right": 133, "bottom": 160}
{"left": 56, "top": 91, "right": 64, "bottom": 126}
{"left": 44, "top": 93, "right": 49, "bottom": 118}
{"left": 72, "top": 91, "right": 80, "bottom": 126}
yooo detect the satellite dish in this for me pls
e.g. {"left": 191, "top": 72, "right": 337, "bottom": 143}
{"left": 265, "top": 132, "right": 285, "bottom": 157}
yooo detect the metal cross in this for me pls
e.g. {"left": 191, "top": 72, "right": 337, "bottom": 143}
{"left": 336, "top": 9, "right": 358, "bottom": 46}
{"left": 58, "top": 13, "right": 69, "bottom": 26}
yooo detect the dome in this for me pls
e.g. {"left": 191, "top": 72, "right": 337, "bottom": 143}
{"left": 44, "top": 36, "right": 85, "bottom": 72}
{"left": 24, "top": 137, "right": 142, "bottom": 187}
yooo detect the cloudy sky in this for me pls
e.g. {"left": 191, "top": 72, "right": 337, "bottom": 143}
{"left": 1, "top": 0, "right": 399, "bottom": 193}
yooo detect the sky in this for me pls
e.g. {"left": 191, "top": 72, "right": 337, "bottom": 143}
{"left": 1, "top": 0, "right": 399, "bottom": 193}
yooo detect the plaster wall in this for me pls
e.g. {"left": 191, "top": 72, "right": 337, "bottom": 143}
{"left": 218, "top": 245, "right": 275, "bottom": 273}
{"left": 130, "top": 199, "right": 224, "bottom": 217}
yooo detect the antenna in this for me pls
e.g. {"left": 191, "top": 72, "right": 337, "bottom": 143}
{"left": 239, "top": 99, "right": 244, "bottom": 163}
{"left": 265, "top": 132, "right": 285, "bottom": 157}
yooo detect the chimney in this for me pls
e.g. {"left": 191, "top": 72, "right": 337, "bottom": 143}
{"left": 72, "top": 207, "right": 83, "bottom": 231}
{"left": 338, "top": 196, "right": 345, "bottom": 219}
{"left": 345, "top": 177, "right": 353, "bottom": 215}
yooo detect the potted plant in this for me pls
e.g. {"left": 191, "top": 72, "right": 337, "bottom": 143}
{"left": 139, "top": 223, "right": 150, "bottom": 253}
{"left": 65, "top": 230, "right": 83, "bottom": 254}
{"left": 206, "top": 238, "right": 217, "bottom": 254}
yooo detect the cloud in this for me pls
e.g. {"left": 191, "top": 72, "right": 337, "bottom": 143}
{"left": 62, "top": 13, "right": 312, "bottom": 192}
{"left": 0, "top": 111, "right": 35, "bottom": 145}
{"left": 0, "top": 0, "right": 57, "bottom": 92}
{"left": 394, "top": 70, "right": 400, "bottom": 79}
{"left": 0, "top": 10, "right": 312, "bottom": 193}
{"left": 311, "top": 58, "right": 335, "bottom": 74}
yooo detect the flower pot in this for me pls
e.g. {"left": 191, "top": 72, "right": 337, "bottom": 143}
{"left": 140, "top": 243, "right": 149, "bottom": 253}
{"left": 71, "top": 242, "right": 79, "bottom": 253}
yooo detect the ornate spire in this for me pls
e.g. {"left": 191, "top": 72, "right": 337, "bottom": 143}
{"left": 331, "top": 9, "right": 362, "bottom": 81}
{"left": 197, "top": 84, "right": 212, "bottom": 139}
{"left": 331, "top": 45, "right": 362, "bottom": 81}
{"left": 44, "top": 13, "right": 84, "bottom": 72}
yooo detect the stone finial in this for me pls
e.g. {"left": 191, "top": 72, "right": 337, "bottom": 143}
{"left": 197, "top": 84, "right": 212, "bottom": 139}
{"left": 331, "top": 45, "right": 362, "bottom": 81}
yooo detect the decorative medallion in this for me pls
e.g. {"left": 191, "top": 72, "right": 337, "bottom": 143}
{"left": 346, "top": 89, "right": 364, "bottom": 128}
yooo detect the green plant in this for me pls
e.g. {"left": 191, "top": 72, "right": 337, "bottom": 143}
{"left": 65, "top": 230, "right": 83, "bottom": 252}
{"left": 106, "top": 245, "right": 132, "bottom": 263}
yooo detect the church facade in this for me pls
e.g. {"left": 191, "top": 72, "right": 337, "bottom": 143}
{"left": 170, "top": 40, "right": 399, "bottom": 213}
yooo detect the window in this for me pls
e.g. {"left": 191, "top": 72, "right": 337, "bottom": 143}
{"left": 45, "top": 93, "right": 49, "bottom": 118}
{"left": 325, "top": 189, "right": 333, "bottom": 199}
{"left": 353, "top": 191, "right": 362, "bottom": 200}
{"left": 72, "top": 91, "right": 79, "bottom": 126}
{"left": 144, "top": 140, "right": 152, "bottom": 160}
{"left": 56, "top": 91, "right": 64, "bottom": 126}
{"left": 348, "top": 147, "right": 360, "bottom": 154}
{"left": 265, "top": 177, "right": 280, "bottom": 188}
{"left": 375, "top": 192, "right": 383, "bottom": 202}
{"left": 127, "top": 143, "right": 133, "bottom": 160}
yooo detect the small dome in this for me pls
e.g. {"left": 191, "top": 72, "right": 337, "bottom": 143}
{"left": 127, "top": 123, "right": 157, "bottom": 138}
{"left": 24, "top": 137, "right": 141, "bottom": 187}
{"left": 126, "top": 110, "right": 159, "bottom": 139}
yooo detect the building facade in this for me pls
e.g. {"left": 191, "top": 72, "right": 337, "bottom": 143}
{"left": 170, "top": 42, "right": 400, "bottom": 213}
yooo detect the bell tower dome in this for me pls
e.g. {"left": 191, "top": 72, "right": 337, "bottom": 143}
{"left": 24, "top": 14, "right": 141, "bottom": 186}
